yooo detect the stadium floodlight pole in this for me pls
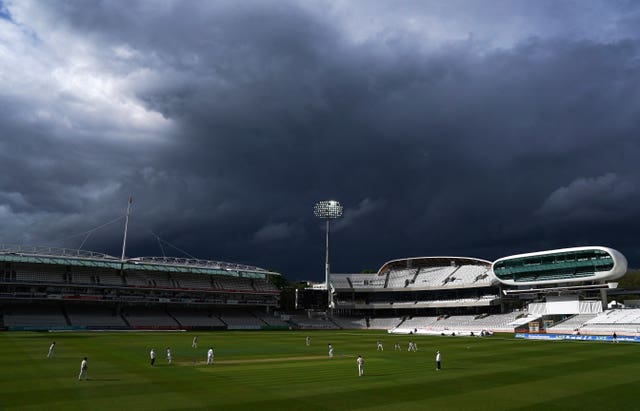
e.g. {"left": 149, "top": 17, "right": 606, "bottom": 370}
{"left": 120, "top": 196, "right": 133, "bottom": 261}
{"left": 313, "top": 200, "right": 343, "bottom": 315}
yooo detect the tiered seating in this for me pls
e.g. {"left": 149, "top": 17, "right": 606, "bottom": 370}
{"left": 252, "top": 279, "right": 278, "bottom": 292}
{"left": 470, "top": 312, "right": 520, "bottom": 331}
{"left": 216, "top": 277, "right": 254, "bottom": 292}
{"left": 400, "top": 316, "right": 439, "bottom": 330}
{"left": 547, "top": 314, "right": 597, "bottom": 334}
{"left": 169, "top": 307, "right": 225, "bottom": 327}
{"left": 580, "top": 309, "right": 640, "bottom": 335}
{"left": 98, "top": 271, "right": 124, "bottom": 286}
{"left": 447, "top": 265, "right": 493, "bottom": 286}
{"left": 329, "top": 276, "right": 352, "bottom": 289}
{"left": 215, "top": 309, "right": 264, "bottom": 328}
{"left": 123, "top": 306, "right": 179, "bottom": 327}
{"left": 368, "top": 317, "right": 403, "bottom": 329}
{"left": 71, "top": 266, "right": 124, "bottom": 286}
{"left": 392, "top": 313, "right": 520, "bottom": 334}
{"left": 15, "top": 269, "right": 65, "bottom": 283}
{"left": 288, "top": 314, "right": 339, "bottom": 329}
{"left": 124, "top": 271, "right": 148, "bottom": 286}
{"left": 145, "top": 272, "right": 174, "bottom": 288}
{"left": 386, "top": 268, "right": 417, "bottom": 288}
{"left": 66, "top": 305, "right": 127, "bottom": 327}
{"left": 251, "top": 311, "right": 289, "bottom": 327}
{"left": 331, "top": 317, "right": 367, "bottom": 329}
{"left": 3, "top": 305, "right": 68, "bottom": 327}
{"left": 360, "top": 294, "right": 499, "bottom": 308}
{"left": 411, "top": 266, "right": 458, "bottom": 288}
{"left": 174, "top": 274, "right": 212, "bottom": 289}
{"left": 68, "top": 268, "right": 95, "bottom": 285}
{"left": 431, "top": 315, "right": 477, "bottom": 330}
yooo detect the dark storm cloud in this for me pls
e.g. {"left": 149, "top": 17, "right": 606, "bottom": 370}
{"left": 3, "top": 1, "right": 640, "bottom": 280}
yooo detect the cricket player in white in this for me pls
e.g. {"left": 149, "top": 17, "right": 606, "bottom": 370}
{"left": 166, "top": 347, "right": 172, "bottom": 364}
{"left": 47, "top": 342, "right": 56, "bottom": 358}
{"left": 356, "top": 355, "right": 364, "bottom": 376}
{"left": 207, "top": 347, "right": 214, "bottom": 364}
{"left": 306, "top": 336, "right": 311, "bottom": 346}
{"left": 150, "top": 349, "right": 156, "bottom": 366}
{"left": 394, "top": 342, "right": 401, "bottom": 351}
{"left": 376, "top": 340, "right": 383, "bottom": 351}
{"left": 408, "top": 341, "right": 417, "bottom": 352}
{"left": 78, "top": 357, "right": 88, "bottom": 380}
{"left": 192, "top": 336, "right": 198, "bottom": 348}
{"left": 328, "top": 344, "right": 334, "bottom": 358}
{"left": 436, "top": 350, "right": 442, "bottom": 370}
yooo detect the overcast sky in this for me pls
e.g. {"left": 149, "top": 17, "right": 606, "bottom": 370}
{"left": 1, "top": 1, "right": 640, "bottom": 281}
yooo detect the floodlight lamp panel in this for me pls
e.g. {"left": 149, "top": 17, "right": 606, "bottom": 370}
{"left": 313, "top": 200, "right": 343, "bottom": 219}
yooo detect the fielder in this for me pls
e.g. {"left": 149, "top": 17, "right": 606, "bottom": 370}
{"left": 166, "top": 347, "right": 172, "bottom": 364}
{"left": 328, "top": 344, "right": 334, "bottom": 358}
{"left": 376, "top": 340, "right": 383, "bottom": 351}
{"left": 47, "top": 341, "right": 56, "bottom": 358}
{"left": 150, "top": 349, "right": 156, "bottom": 366}
{"left": 207, "top": 347, "right": 214, "bottom": 364}
{"left": 78, "top": 357, "right": 88, "bottom": 380}
{"left": 356, "top": 355, "right": 364, "bottom": 376}
{"left": 192, "top": 336, "right": 198, "bottom": 348}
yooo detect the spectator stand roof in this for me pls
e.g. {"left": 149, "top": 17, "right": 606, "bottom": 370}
{"left": 0, "top": 244, "right": 276, "bottom": 278}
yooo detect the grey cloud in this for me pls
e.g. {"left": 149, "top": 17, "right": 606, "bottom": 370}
{"left": 537, "top": 173, "right": 637, "bottom": 221}
{"left": 253, "top": 221, "right": 303, "bottom": 243}
{"left": 3, "top": 1, "right": 640, "bottom": 279}
{"left": 334, "top": 198, "right": 385, "bottom": 232}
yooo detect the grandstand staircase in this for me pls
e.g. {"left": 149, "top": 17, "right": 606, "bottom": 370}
{"left": 442, "top": 266, "right": 461, "bottom": 284}
{"left": 61, "top": 306, "right": 72, "bottom": 326}
{"left": 120, "top": 312, "right": 131, "bottom": 328}
{"left": 550, "top": 314, "right": 576, "bottom": 328}
{"left": 407, "top": 268, "right": 421, "bottom": 287}
{"left": 250, "top": 311, "right": 269, "bottom": 326}
{"left": 167, "top": 310, "right": 182, "bottom": 327}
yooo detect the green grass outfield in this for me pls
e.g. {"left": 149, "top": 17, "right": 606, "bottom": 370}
{"left": 1, "top": 330, "right": 638, "bottom": 410}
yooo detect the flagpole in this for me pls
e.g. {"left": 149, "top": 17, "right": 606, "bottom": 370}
{"left": 121, "top": 196, "right": 132, "bottom": 261}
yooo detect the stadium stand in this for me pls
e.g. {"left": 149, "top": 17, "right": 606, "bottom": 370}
{"left": 168, "top": 307, "right": 226, "bottom": 328}
{"left": 123, "top": 306, "right": 180, "bottom": 328}
{"left": 173, "top": 274, "right": 212, "bottom": 289}
{"left": 66, "top": 305, "right": 128, "bottom": 328}
{"left": 288, "top": 314, "right": 339, "bottom": 329}
{"left": 368, "top": 317, "right": 403, "bottom": 329}
{"left": 386, "top": 268, "right": 418, "bottom": 288}
{"left": 2, "top": 244, "right": 633, "bottom": 335}
{"left": 546, "top": 314, "right": 598, "bottom": 334}
{"left": 331, "top": 317, "right": 368, "bottom": 329}
{"left": 251, "top": 311, "right": 290, "bottom": 327}
{"left": 215, "top": 309, "right": 265, "bottom": 329}
{"left": 391, "top": 312, "right": 522, "bottom": 334}
{"left": 579, "top": 309, "right": 640, "bottom": 335}
{"left": 3, "top": 304, "right": 68, "bottom": 328}
{"left": 0, "top": 244, "right": 282, "bottom": 330}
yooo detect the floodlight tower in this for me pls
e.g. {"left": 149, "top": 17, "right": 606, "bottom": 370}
{"left": 313, "top": 200, "right": 343, "bottom": 313}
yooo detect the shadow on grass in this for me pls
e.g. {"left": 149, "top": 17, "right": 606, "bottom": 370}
{"left": 82, "top": 378, "right": 121, "bottom": 381}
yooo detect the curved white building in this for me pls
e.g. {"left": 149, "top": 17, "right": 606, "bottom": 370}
{"left": 492, "top": 246, "right": 627, "bottom": 287}
{"left": 331, "top": 256, "right": 501, "bottom": 314}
